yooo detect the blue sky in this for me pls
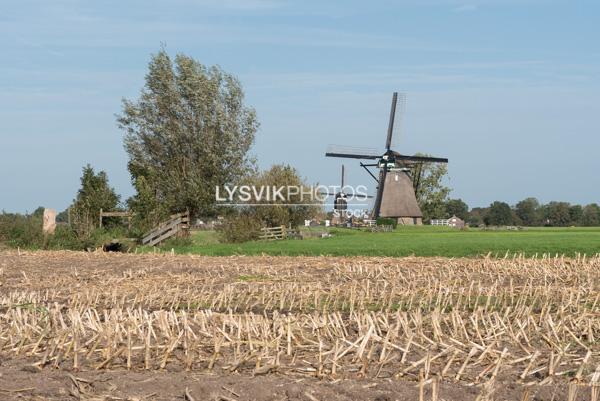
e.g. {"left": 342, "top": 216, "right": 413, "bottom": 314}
{"left": 1, "top": 0, "right": 599, "bottom": 213}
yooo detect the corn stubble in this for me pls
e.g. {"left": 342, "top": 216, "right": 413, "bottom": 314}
{"left": 0, "top": 251, "right": 598, "bottom": 399}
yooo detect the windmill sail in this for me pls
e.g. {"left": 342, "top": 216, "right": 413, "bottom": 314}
{"left": 372, "top": 92, "right": 400, "bottom": 218}
{"left": 371, "top": 168, "right": 387, "bottom": 218}
{"left": 385, "top": 92, "right": 398, "bottom": 150}
{"left": 390, "top": 93, "right": 406, "bottom": 150}
{"left": 325, "top": 145, "right": 380, "bottom": 160}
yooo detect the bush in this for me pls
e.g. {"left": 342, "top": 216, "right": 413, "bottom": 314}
{"left": 0, "top": 212, "right": 44, "bottom": 248}
{"left": 376, "top": 217, "right": 397, "bottom": 228}
{"left": 46, "top": 226, "right": 84, "bottom": 250}
{"left": 0, "top": 212, "right": 83, "bottom": 250}
{"left": 217, "top": 213, "right": 262, "bottom": 243}
{"left": 78, "top": 227, "right": 133, "bottom": 251}
{"left": 0, "top": 212, "right": 137, "bottom": 251}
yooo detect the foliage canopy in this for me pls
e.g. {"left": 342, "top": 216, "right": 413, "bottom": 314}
{"left": 217, "top": 164, "right": 321, "bottom": 243}
{"left": 70, "top": 165, "right": 120, "bottom": 237}
{"left": 412, "top": 156, "right": 450, "bottom": 222}
{"left": 118, "top": 48, "right": 258, "bottom": 229}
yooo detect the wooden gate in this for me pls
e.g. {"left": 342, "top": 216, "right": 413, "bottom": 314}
{"left": 141, "top": 211, "right": 190, "bottom": 247}
{"left": 259, "top": 226, "right": 301, "bottom": 241}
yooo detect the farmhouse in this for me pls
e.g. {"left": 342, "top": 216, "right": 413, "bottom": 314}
{"left": 431, "top": 215, "right": 465, "bottom": 228}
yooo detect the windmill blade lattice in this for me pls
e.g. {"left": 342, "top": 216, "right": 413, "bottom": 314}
{"left": 390, "top": 92, "right": 406, "bottom": 150}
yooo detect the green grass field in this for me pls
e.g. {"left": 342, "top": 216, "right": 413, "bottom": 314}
{"left": 162, "top": 226, "right": 600, "bottom": 257}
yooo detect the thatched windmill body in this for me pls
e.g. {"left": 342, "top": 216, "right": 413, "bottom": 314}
{"left": 325, "top": 93, "right": 448, "bottom": 225}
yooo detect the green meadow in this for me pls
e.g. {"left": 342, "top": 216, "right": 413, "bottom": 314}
{"left": 159, "top": 226, "right": 600, "bottom": 257}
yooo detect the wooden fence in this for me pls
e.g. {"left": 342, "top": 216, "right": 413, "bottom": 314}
{"left": 99, "top": 209, "right": 134, "bottom": 229}
{"left": 259, "top": 226, "right": 301, "bottom": 241}
{"left": 369, "top": 224, "right": 394, "bottom": 233}
{"left": 363, "top": 219, "right": 377, "bottom": 227}
{"left": 142, "top": 211, "right": 190, "bottom": 247}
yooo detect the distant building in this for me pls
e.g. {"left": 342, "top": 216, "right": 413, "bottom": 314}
{"left": 448, "top": 215, "right": 465, "bottom": 228}
{"left": 431, "top": 215, "right": 465, "bottom": 228}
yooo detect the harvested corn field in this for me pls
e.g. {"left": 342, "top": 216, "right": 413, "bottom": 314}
{"left": 0, "top": 251, "right": 598, "bottom": 400}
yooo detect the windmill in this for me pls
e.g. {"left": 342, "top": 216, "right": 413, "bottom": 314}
{"left": 320, "top": 164, "right": 372, "bottom": 225}
{"left": 325, "top": 92, "right": 448, "bottom": 225}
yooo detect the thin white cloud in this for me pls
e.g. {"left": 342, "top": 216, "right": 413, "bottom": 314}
{"left": 195, "top": 0, "right": 286, "bottom": 10}
{"left": 0, "top": 16, "right": 485, "bottom": 52}
{"left": 454, "top": 3, "right": 478, "bottom": 12}
{"left": 242, "top": 61, "right": 598, "bottom": 92}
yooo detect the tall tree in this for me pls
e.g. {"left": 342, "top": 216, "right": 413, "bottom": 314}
{"left": 217, "top": 164, "right": 321, "bottom": 242}
{"left": 412, "top": 156, "right": 450, "bottom": 223}
{"left": 484, "top": 201, "right": 513, "bottom": 226}
{"left": 467, "top": 207, "right": 488, "bottom": 226}
{"left": 118, "top": 48, "right": 258, "bottom": 228}
{"left": 568, "top": 205, "right": 584, "bottom": 226}
{"left": 515, "top": 197, "right": 541, "bottom": 226}
{"left": 581, "top": 204, "right": 600, "bottom": 226}
{"left": 70, "top": 165, "right": 120, "bottom": 237}
{"left": 445, "top": 198, "right": 469, "bottom": 220}
{"left": 249, "top": 164, "right": 321, "bottom": 228}
{"left": 542, "top": 202, "right": 571, "bottom": 227}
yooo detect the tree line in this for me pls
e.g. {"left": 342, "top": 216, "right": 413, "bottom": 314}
{"left": 441, "top": 198, "right": 600, "bottom": 227}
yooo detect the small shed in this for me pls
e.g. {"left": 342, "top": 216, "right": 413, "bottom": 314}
{"left": 431, "top": 215, "right": 465, "bottom": 228}
{"left": 448, "top": 215, "right": 465, "bottom": 228}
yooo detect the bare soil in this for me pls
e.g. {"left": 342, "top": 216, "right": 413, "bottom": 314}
{"left": 0, "top": 357, "right": 565, "bottom": 401}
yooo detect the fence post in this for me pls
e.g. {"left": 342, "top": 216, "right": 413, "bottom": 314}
{"left": 99, "top": 208, "right": 103, "bottom": 228}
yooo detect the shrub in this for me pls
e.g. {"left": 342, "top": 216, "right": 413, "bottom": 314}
{"left": 217, "top": 213, "right": 262, "bottom": 243}
{"left": 0, "top": 212, "right": 44, "bottom": 248}
{"left": 46, "top": 226, "right": 83, "bottom": 250}
{"left": 78, "top": 227, "right": 132, "bottom": 251}
{"left": 376, "top": 217, "right": 397, "bottom": 228}
{"left": 0, "top": 212, "right": 139, "bottom": 251}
